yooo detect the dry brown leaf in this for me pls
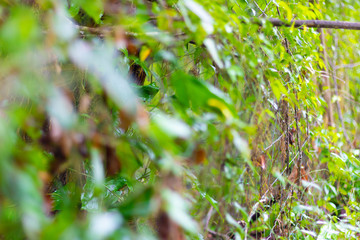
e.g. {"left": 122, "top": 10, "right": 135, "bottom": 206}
{"left": 288, "top": 165, "right": 308, "bottom": 184}
{"left": 260, "top": 154, "right": 266, "bottom": 170}
{"left": 136, "top": 104, "right": 149, "bottom": 131}
{"left": 289, "top": 127, "right": 296, "bottom": 145}
{"left": 79, "top": 94, "right": 91, "bottom": 114}
{"left": 193, "top": 147, "right": 206, "bottom": 164}
{"left": 118, "top": 109, "right": 133, "bottom": 131}
{"left": 300, "top": 167, "right": 308, "bottom": 181}
{"left": 91, "top": 132, "right": 103, "bottom": 149}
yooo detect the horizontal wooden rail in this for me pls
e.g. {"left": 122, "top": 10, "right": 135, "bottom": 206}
{"left": 267, "top": 18, "right": 360, "bottom": 30}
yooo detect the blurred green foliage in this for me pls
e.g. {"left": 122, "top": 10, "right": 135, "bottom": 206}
{"left": 0, "top": 0, "right": 360, "bottom": 239}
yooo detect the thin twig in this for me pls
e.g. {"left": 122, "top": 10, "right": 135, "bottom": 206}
{"left": 335, "top": 62, "right": 360, "bottom": 70}
{"left": 204, "top": 206, "right": 214, "bottom": 231}
{"left": 259, "top": 138, "right": 308, "bottom": 200}
{"left": 262, "top": 133, "right": 284, "bottom": 152}
{"left": 294, "top": 92, "right": 302, "bottom": 186}
{"left": 253, "top": 0, "right": 266, "bottom": 16}
{"left": 262, "top": 120, "right": 295, "bottom": 153}
{"left": 320, "top": 73, "right": 346, "bottom": 84}
{"left": 305, "top": 107, "right": 310, "bottom": 167}
{"left": 246, "top": 138, "right": 308, "bottom": 238}
{"left": 259, "top": 1, "right": 272, "bottom": 17}
{"left": 68, "top": 168, "right": 123, "bottom": 201}
{"left": 206, "top": 229, "right": 230, "bottom": 240}
{"left": 268, "top": 191, "right": 292, "bottom": 236}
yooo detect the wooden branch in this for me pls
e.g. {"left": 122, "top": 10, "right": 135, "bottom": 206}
{"left": 267, "top": 18, "right": 360, "bottom": 30}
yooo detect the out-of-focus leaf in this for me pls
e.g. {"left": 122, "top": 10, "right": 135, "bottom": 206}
{"left": 184, "top": 0, "right": 214, "bottom": 34}
{"left": 0, "top": 7, "right": 40, "bottom": 54}
{"left": 73, "top": 0, "right": 103, "bottom": 23}
{"left": 116, "top": 141, "right": 141, "bottom": 178}
{"left": 47, "top": 88, "right": 77, "bottom": 129}
{"left": 163, "top": 190, "right": 199, "bottom": 233}
{"left": 152, "top": 112, "right": 191, "bottom": 139}
{"left": 273, "top": 171, "right": 286, "bottom": 186}
{"left": 135, "top": 83, "right": 160, "bottom": 102}
{"left": 118, "top": 186, "right": 154, "bottom": 218}
{"left": 139, "top": 47, "right": 151, "bottom": 62}
{"left": 293, "top": 204, "right": 321, "bottom": 214}
{"left": 318, "top": 223, "right": 339, "bottom": 239}
{"left": 231, "top": 130, "right": 250, "bottom": 160}
{"left": 69, "top": 40, "right": 138, "bottom": 116}
{"left": 68, "top": 2, "right": 80, "bottom": 17}
{"left": 270, "top": 79, "right": 288, "bottom": 101}
{"left": 300, "top": 229, "right": 317, "bottom": 237}
{"left": 203, "top": 38, "right": 224, "bottom": 69}
{"left": 198, "top": 189, "right": 223, "bottom": 221}
{"left": 279, "top": 1, "right": 293, "bottom": 21}
{"left": 53, "top": 7, "right": 77, "bottom": 41}
{"left": 225, "top": 213, "right": 244, "bottom": 234}
{"left": 207, "top": 99, "right": 233, "bottom": 120}
{"left": 88, "top": 212, "right": 122, "bottom": 239}
{"left": 91, "top": 148, "right": 105, "bottom": 194}
{"left": 233, "top": 202, "right": 249, "bottom": 222}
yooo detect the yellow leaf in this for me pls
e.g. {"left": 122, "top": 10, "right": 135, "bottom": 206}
{"left": 140, "top": 47, "right": 151, "bottom": 61}
{"left": 279, "top": 1, "right": 292, "bottom": 21}
{"left": 207, "top": 98, "right": 233, "bottom": 120}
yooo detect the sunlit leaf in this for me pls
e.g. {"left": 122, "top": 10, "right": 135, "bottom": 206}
{"left": 184, "top": 0, "right": 214, "bottom": 34}
{"left": 203, "top": 38, "right": 224, "bottom": 69}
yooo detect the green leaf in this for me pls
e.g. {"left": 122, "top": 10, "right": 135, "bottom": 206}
{"left": 118, "top": 186, "right": 154, "bottom": 218}
{"left": 73, "top": 0, "right": 103, "bottom": 23}
{"left": 69, "top": 40, "right": 138, "bottom": 116}
{"left": 135, "top": 83, "right": 160, "bottom": 102}
{"left": 279, "top": 1, "right": 293, "bottom": 21}
{"left": 198, "top": 189, "right": 223, "bottom": 221}
{"left": 171, "top": 71, "right": 235, "bottom": 119}
{"left": 163, "top": 190, "right": 199, "bottom": 233}
{"left": 68, "top": 2, "right": 80, "bottom": 17}
{"left": 225, "top": 213, "right": 244, "bottom": 235}
{"left": 270, "top": 79, "right": 288, "bottom": 101}
{"left": 184, "top": 0, "right": 214, "bottom": 34}
{"left": 203, "top": 38, "right": 224, "bottom": 69}
{"left": 0, "top": 7, "right": 40, "bottom": 54}
{"left": 152, "top": 112, "right": 192, "bottom": 139}
{"left": 88, "top": 212, "right": 123, "bottom": 239}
